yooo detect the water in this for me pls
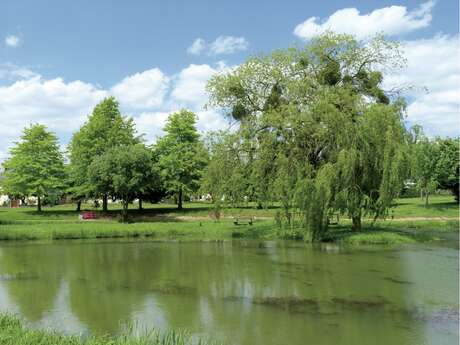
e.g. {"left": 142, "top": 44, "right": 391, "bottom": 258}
{"left": 0, "top": 239, "right": 458, "bottom": 345}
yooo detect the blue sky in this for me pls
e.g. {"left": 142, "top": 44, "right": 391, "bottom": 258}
{"left": 1, "top": 0, "right": 458, "bottom": 85}
{"left": 0, "top": 0, "right": 459, "bottom": 160}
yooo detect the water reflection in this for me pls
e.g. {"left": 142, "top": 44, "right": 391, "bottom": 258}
{"left": 0, "top": 240, "right": 457, "bottom": 345}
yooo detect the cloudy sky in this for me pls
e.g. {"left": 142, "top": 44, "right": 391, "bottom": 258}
{"left": 0, "top": 0, "right": 458, "bottom": 161}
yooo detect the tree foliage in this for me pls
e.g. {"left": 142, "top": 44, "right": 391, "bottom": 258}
{"left": 155, "top": 110, "right": 208, "bottom": 209}
{"left": 434, "top": 137, "right": 459, "bottom": 201}
{"left": 88, "top": 144, "right": 156, "bottom": 221}
{"left": 410, "top": 128, "right": 440, "bottom": 205}
{"left": 205, "top": 32, "right": 409, "bottom": 239}
{"left": 410, "top": 130, "right": 459, "bottom": 203}
{"left": 1, "top": 124, "right": 65, "bottom": 211}
{"left": 68, "top": 97, "right": 139, "bottom": 210}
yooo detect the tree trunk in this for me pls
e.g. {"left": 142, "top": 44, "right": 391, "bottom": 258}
{"left": 138, "top": 198, "right": 143, "bottom": 210}
{"left": 102, "top": 194, "right": 108, "bottom": 212}
{"left": 76, "top": 200, "right": 81, "bottom": 212}
{"left": 425, "top": 190, "right": 429, "bottom": 207}
{"left": 453, "top": 184, "right": 459, "bottom": 202}
{"left": 37, "top": 196, "right": 42, "bottom": 212}
{"left": 122, "top": 200, "right": 129, "bottom": 222}
{"left": 351, "top": 215, "right": 361, "bottom": 231}
{"left": 178, "top": 188, "right": 183, "bottom": 210}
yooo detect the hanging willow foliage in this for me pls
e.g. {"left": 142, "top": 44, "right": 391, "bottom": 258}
{"left": 205, "top": 32, "right": 410, "bottom": 239}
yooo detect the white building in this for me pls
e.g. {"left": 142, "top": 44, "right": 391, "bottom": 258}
{"left": 0, "top": 194, "right": 9, "bottom": 207}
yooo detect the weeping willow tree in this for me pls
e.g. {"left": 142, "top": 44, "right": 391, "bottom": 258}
{"left": 333, "top": 101, "right": 410, "bottom": 230}
{"left": 201, "top": 131, "right": 251, "bottom": 208}
{"left": 205, "top": 32, "right": 409, "bottom": 239}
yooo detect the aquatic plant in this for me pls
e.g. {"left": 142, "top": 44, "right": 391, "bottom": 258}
{"left": 0, "top": 313, "right": 222, "bottom": 345}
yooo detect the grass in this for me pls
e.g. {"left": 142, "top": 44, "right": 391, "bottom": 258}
{"left": 1, "top": 194, "right": 457, "bottom": 222}
{"left": 340, "top": 232, "right": 416, "bottom": 245}
{"left": 0, "top": 219, "right": 268, "bottom": 241}
{"left": 389, "top": 195, "right": 459, "bottom": 218}
{"left": 0, "top": 194, "right": 457, "bottom": 244}
{"left": 0, "top": 313, "right": 220, "bottom": 345}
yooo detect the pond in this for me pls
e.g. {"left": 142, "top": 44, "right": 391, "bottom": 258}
{"left": 0, "top": 239, "right": 458, "bottom": 345}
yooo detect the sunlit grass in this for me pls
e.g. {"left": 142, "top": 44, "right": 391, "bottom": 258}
{"left": 389, "top": 194, "right": 459, "bottom": 218}
{"left": 0, "top": 194, "right": 457, "bottom": 244}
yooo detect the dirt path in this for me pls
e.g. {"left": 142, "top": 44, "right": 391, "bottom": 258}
{"left": 385, "top": 217, "right": 458, "bottom": 221}
{"left": 175, "top": 215, "right": 458, "bottom": 221}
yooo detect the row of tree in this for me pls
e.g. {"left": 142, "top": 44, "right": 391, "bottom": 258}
{"left": 1, "top": 33, "right": 458, "bottom": 237}
{"left": 410, "top": 127, "right": 459, "bottom": 205}
{"left": 1, "top": 101, "right": 207, "bottom": 221}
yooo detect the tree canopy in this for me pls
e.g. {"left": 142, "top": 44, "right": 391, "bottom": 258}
{"left": 1, "top": 124, "right": 65, "bottom": 211}
{"left": 205, "top": 33, "right": 409, "bottom": 239}
{"left": 88, "top": 144, "right": 156, "bottom": 221}
{"left": 68, "top": 96, "right": 139, "bottom": 211}
{"left": 155, "top": 110, "right": 208, "bottom": 209}
{"left": 434, "top": 137, "right": 459, "bottom": 201}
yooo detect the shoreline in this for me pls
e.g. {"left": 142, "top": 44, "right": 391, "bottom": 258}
{"left": 0, "top": 217, "right": 457, "bottom": 245}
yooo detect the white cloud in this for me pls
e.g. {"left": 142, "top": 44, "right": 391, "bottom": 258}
{"left": 171, "top": 64, "right": 220, "bottom": 108}
{"left": 169, "top": 64, "right": 230, "bottom": 135}
{"left": 0, "top": 62, "right": 232, "bottom": 162}
{"left": 186, "top": 36, "right": 249, "bottom": 55}
{"left": 110, "top": 68, "right": 170, "bottom": 109}
{"left": 5, "top": 35, "right": 20, "bottom": 47}
{"left": 294, "top": 1, "right": 434, "bottom": 40}
{"left": 0, "top": 63, "right": 39, "bottom": 81}
{"left": 187, "top": 38, "right": 206, "bottom": 55}
{"left": 196, "top": 109, "right": 228, "bottom": 133}
{"left": 0, "top": 75, "right": 107, "bottom": 160}
{"left": 134, "top": 111, "right": 171, "bottom": 143}
{"left": 209, "top": 36, "right": 249, "bottom": 55}
{"left": 384, "top": 34, "right": 460, "bottom": 137}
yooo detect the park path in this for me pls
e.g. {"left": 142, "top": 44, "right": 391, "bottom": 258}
{"left": 175, "top": 215, "right": 459, "bottom": 221}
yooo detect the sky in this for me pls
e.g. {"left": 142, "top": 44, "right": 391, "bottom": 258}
{"left": 0, "top": 0, "right": 459, "bottom": 161}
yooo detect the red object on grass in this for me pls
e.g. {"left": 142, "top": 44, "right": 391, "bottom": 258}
{"left": 81, "top": 211, "right": 97, "bottom": 220}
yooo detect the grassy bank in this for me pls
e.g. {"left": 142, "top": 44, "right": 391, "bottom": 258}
{"left": 0, "top": 219, "right": 251, "bottom": 241}
{"left": 0, "top": 313, "right": 219, "bottom": 345}
{"left": 2, "top": 195, "right": 457, "bottom": 222}
{"left": 0, "top": 218, "right": 456, "bottom": 244}
{"left": 0, "top": 195, "right": 457, "bottom": 244}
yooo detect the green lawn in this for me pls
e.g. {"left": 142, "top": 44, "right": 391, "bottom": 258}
{"left": 0, "top": 194, "right": 457, "bottom": 244}
{"left": 389, "top": 195, "right": 459, "bottom": 218}
{"left": 1, "top": 194, "right": 457, "bottom": 222}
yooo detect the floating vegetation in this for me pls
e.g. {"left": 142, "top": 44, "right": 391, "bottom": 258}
{"left": 225, "top": 295, "right": 394, "bottom": 314}
{"left": 272, "top": 261, "right": 306, "bottom": 270}
{"left": 383, "top": 277, "right": 414, "bottom": 285}
{"left": 330, "top": 297, "right": 389, "bottom": 310}
{"left": 149, "top": 283, "right": 197, "bottom": 296}
{"left": 253, "top": 296, "right": 320, "bottom": 312}
{"left": 0, "top": 272, "right": 39, "bottom": 281}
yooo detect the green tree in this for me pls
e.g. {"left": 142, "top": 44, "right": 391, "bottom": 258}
{"left": 201, "top": 131, "right": 250, "bottom": 208}
{"left": 410, "top": 132, "right": 439, "bottom": 206}
{"left": 1, "top": 124, "right": 65, "bottom": 212}
{"left": 155, "top": 110, "right": 208, "bottom": 209}
{"left": 68, "top": 97, "right": 139, "bottom": 211}
{"left": 434, "top": 137, "right": 459, "bottom": 201}
{"left": 333, "top": 102, "right": 409, "bottom": 230}
{"left": 88, "top": 144, "right": 156, "bottom": 222}
{"left": 206, "top": 33, "right": 409, "bottom": 238}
